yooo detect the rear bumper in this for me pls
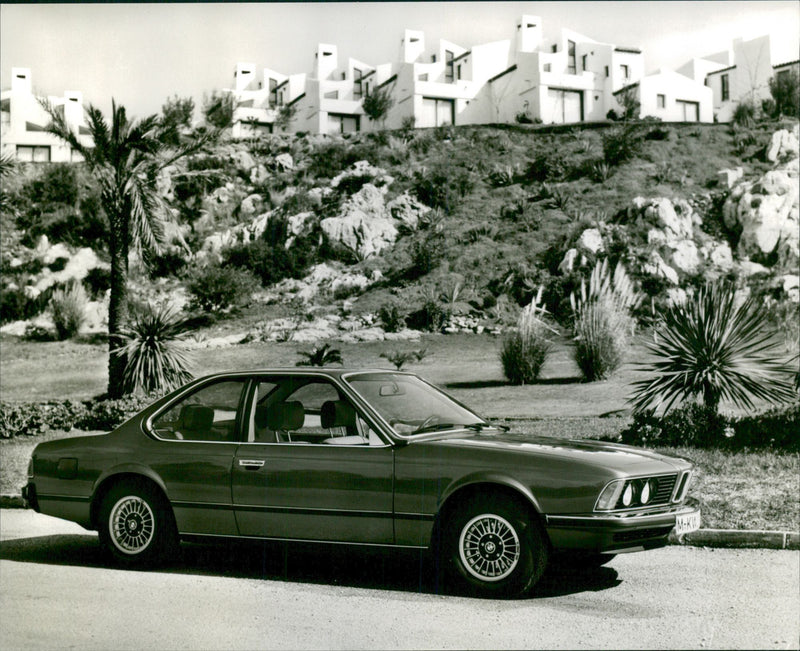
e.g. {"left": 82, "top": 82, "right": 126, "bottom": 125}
{"left": 22, "top": 482, "right": 39, "bottom": 512}
{"left": 545, "top": 502, "right": 700, "bottom": 553}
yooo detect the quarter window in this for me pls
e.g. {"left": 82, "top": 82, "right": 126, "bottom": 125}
{"left": 151, "top": 380, "right": 247, "bottom": 442}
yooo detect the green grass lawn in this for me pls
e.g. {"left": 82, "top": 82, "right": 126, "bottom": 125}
{"left": 2, "top": 332, "right": 797, "bottom": 531}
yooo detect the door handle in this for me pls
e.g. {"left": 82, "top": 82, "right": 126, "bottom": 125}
{"left": 238, "top": 459, "right": 265, "bottom": 469}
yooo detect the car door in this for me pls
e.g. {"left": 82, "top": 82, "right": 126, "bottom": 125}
{"left": 147, "top": 377, "right": 248, "bottom": 536}
{"left": 231, "top": 375, "right": 395, "bottom": 544}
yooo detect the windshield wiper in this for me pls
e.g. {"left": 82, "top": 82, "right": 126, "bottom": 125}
{"left": 464, "top": 422, "right": 509, "bottom": 432}
{"left": 412, "top": 422, "right": 497, "bottom": 435}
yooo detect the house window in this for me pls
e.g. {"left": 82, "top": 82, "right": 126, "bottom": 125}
{"left": 620, "top": 64, "right": 630, "bottom": 79}
{"left": 543, "top": 63, "right": 551, "bottom": 72}
{"left": 457, "top": 64, "right": 462, "bottom": 81}
{"left": 721, "top": 74, "right": 729, "bottom": 101}
{"left": 552, "top": 44, "right": 557, "bottom": 53}
{"left": 581, "top": 54, "right": 588, "bottom": 72}
{"left": 419, "top": 73, "right": 429, "bottom": 81}
{"left": 445, "top": 50, "right": 454, "bottom": 83}
{"left": 567, "top": 40, "right": 577, "bottom": 74}
{"left": 16, "top": 145, "right": 50, "bottom": 163}
{"left": 324, "top": 90, "right": 339, "bottom": 100}
{"left": 269, "top": 79, "right": 278, "bottom": 106}
{"left": 776, "top": 69, "right": 791, "bottom": 81}
{"left": 657, "top": 94, "right": 666, "bottom": 108}
{"left": 605, "top": 66, "right": 609, "bottom": 77}
{"left": 327, "top": 113, "right": 360, "bottom": 134}
{"left": 353, "top": 68, "right": 363, "bottom": 100}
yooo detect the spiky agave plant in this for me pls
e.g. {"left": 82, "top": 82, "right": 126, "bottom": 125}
{"left": 629, "top": 283, "right": 797, "bottom": 414}
{"left": 114, "top": 303, "right": 194, "bottom": 395}
{"left": 296, "top": 343, "right": 343, "bottom": 367}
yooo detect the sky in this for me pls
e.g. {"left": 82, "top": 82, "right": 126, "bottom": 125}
{"left": 2, "top": 1, "right": 799, "bottom": 119}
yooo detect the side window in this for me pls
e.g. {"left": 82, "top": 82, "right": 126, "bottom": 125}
{"left": 250, "top": 378, "right": 383, "bottom": 446}
{"left": 151, "top": 380, "right": 246, "bottom": 442}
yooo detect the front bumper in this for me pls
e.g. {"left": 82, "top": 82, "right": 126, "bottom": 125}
{"left": 545, "top": 502, "right": 701, "bottom": 553}
{"left": 22, "top": 482, "right": 40, "bottom": 511}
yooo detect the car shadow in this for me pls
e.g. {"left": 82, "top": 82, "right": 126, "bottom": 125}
{"left": 0, "top": 533, "right": 621, "bottom": 599}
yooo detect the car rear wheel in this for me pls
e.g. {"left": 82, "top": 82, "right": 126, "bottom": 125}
{"left": 98, "top": 481, "right": 178, "bottom": 567}
{"left": 445, "top": 495, "right": 548, "bottom": 597}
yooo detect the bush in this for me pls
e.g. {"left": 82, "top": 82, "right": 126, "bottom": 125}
{"left": 501, "top": 300, "right": 552, "bottom": 385}
{"left": 0, "top": 400, "right": 87, "bottom": 438}
{"left": 378, "top": 303, "right": 406, "bottom": 333}
{"left": 187, "top": 263, "right": 259, "bottom": 313}
{"left": 406, "top": 299, "right": 449, "bottom": 332}
{"left": 732, "top": 101, "right": 757, "bottom": 129}
{"left": 768, "top": 70, "right": 800, "bottom": 118}
{"left": 620, "top": 402, "right": 800, "bottom": 452}
{"left": 75, "top": 395, "right": 158, "bottom": 432}
{"left": 84, "top": 267, "right": 111, "bottom": 299}
{"left": 51, "top": 282, "right": 87, "bottom": 340}
{"left": 223, "top": 227, "right": 314, "bottom": 287}
{"left": 409, "top": 230, "right": 446, "bottom": 278}
{"left": 570, "top": 262, "right": 640, "bottom": 381}
{"left": 0, "top": 286, "right": 44, "bottom": 324}
{"left": 525, "top": 150, "right": 569, "bottom": 183}
{"left": 412, "top": 167, "right": 472, "bottom": 213}
{"left": 602, "top": 125, "right": 643, "bottom": 166}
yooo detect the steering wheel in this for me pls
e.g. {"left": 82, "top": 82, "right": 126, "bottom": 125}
{"left": 412, "top": 415, "right": 441, "bottom": 433}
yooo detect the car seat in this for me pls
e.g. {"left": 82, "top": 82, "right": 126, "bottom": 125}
{"left": 177, "top": 404, "right": 214, "bottom": 441}
{"left": 266, "top": 401, "right": 305, "bottom": 442}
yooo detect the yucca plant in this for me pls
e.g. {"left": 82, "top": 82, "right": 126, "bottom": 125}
{"left": 114, "top": 303, "right": 194, "bottom": 395}
{"left": 501, "top": 289, "right": 555, "bottom": 385}
{"left": 570, "top": 261, "right": 641, "bottom": 381}
{"left": 296, "top": 343, "right": 343, "bottom": 367}
{"left": 629, "top": 283, "right": 798, "bottom": 414}
{"left": 51, "top": 282, "right": 88, "bottom": 340}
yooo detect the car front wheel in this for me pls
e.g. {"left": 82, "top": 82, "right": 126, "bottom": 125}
{"left": 98, "top": 481, "right": 178, "bottom": 567}
{"left": 445, "top": 496, "right": 548, "bottom": 597}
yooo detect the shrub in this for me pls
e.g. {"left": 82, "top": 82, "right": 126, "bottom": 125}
{"left": 0, "top": 286, "right": 44, "bottom": 324}
{"left": 187, "top": 264, "right": 259, "bottom": 313}
{"left": 50, "top": 282, "right": 87, "bottom": 340}
{"left": 84, "top": 267, "right": 111, "bottom": 299}
{"left": 380, "top": 348, "right": 428, "bottom": 370}
{"left": 768, "top": 70, "right": 800, "bottom": 118}
{"left": 620, "top": 401, "right": 800, "bottom": 452}
{"left": 75, "top": 395, "right": 158, "bottom": 432}
{"left": 501, "top": 298, "right": 552, "bottom": 385}
{"left": 629, "top": 283, "right": 797, "bottom": 414}
{"left": 525, "top": 150, "right": 569, "bottom": 183}
{"left": 570, "top": 261, "right": 640, "bottom": 381}
{"left": 378, "top": 303, "right": 406, "bottom": 333}
{"left": 296, "top": 343, "right": 343, "bottom": 367}
{"left": 409, "top": 230, "right": 446, "bottom": 278}
{"left": 115, "top": 303, "right": 195, "bottom": 395}
{"left": 602, "top": 125, "right": 643, "bottom": 166}
{"left": 406, "top": 299, "right": 449, "bottom": 332}
{"left": 0, "top": 400, "right": 87, "bottom": 438}
{"left": 412, "top": 167, "right": 472, "bottom": 213}
{"left": 223, "top": 229, "right": 313, "bottom": 287}
{"left": 732, "top": 100, "right": 757, "bottom": 129}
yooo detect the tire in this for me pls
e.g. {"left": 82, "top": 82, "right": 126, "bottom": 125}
{"left": 444, "top": 495, "right": 549, "bottom": 597}
{"left": 97, "top": 481, "right": 178, "bottom": 567}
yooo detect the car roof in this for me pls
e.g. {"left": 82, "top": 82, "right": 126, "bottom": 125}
{"left": 199, "top": 368, "right": 413, "bottom": 379}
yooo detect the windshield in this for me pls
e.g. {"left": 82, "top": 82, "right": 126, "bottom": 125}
{"left": 344, "top": 372, "right": 487, "bottom": 436}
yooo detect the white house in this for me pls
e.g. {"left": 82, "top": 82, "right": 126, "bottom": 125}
{"left": 678, "top": 35, "right": 798, "bottom": 122}
{"left": 613, "top": 69, "right": 714, "bottom": 122}
{"left": 1, "top": 67, "right": 91, "bottom": 162}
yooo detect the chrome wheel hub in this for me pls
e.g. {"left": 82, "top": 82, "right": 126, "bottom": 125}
{"left": 459, "top": 513, "right": 520, "bottom": 582}
{"left": 109, "top": 496, "right": 155, "bottom": 555}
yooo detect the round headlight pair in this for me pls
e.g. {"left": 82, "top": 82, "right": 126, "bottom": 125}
{"left": 621, "top": 479, "right": 656, "bottom": 507}
{"left": 622, "top": 483, "right": 635, "bottom": 506}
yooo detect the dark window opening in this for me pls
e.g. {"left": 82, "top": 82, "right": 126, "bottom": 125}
{"left": 568, "top": 40, "right": 577, "bottom": 74}
{"left": 721, "top": 73, "right": 729, "bottom": 101}
{"left": 354, "top": 68, "right": 363, "bottom": 100}
{"left": 445, "top": 50, "right": 454, "bottom": 83}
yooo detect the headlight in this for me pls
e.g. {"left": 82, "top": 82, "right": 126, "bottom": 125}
{"left": 640, "top": 479, "right": 653, "bottom": 504}
{"left": 621, "top": 483, "right": 635, "bottom": 507}
{"left": 595, "top": 479, "right": 625, "bottom": 511}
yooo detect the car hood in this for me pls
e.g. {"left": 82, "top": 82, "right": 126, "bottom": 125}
{"left": 414, "top": 429, "right": 690, "bottom": 475}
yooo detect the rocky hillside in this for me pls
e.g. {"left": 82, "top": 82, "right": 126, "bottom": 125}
{"left": 2, "top": 119, "right": 798, "bottom": 347}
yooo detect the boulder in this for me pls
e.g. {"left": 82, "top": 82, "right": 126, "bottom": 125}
{"left": 577, "top": 228, "right": 603, "bottom": 254}
{"left": 240, "top": 194, "right": 263, "bottom": 217}
{"left": 285, "top": 211, "right": 316, "bottom": 248}
{"left": 668, "top": 240, "right": 700, "bottom": 274}
{"left": 782, "top": 274, "right": 800, "bottom": 303}
{"left": 738, "top": 260, "right": 770, "bottom": 277}
{"left": 41, "top": 242, "right": 71, "bottom": 265}
{"left": 632, "top": 197, "right": 695, "bottom": 242}
{"left": 717, "top": 167, "right": 744, "bottom": 189}
{"left": 766, "top": 125, "right": 799, "bottom": 163}
{"left": 724, "top": 167, "right": 799, "bottom": 265}
{"left": 275, "top": 153, "right": 294, "bottom": 171}
{"left": 230, "top": 149, "right": 256, "bottom": 173}
{"left": 320, "top": 184, "right": 398, "bottom": 259}
{"left": 387, "top": 192, "right": 429, "bottom": 231}
{"left": 643, "top": 251, "right": 679, "bottom": 285}
{"left": 250, "top": 164, "right": 269, "bottom": 185}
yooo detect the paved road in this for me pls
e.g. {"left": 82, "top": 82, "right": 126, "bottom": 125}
{"left": 1, "top": 510, "right": 798, "bottom": 650}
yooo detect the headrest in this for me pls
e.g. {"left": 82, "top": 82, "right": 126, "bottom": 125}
{"left": 267, "top": 401, "right": 305, "bottom": 431}
{"left": 254, "top": 404, "right": 270, "bottom": 429}
{"left": 321, "top": 400, "right": 356, "bottom": 429}
{"left": 179, "top": 404, "right": 214, "bottom": 431}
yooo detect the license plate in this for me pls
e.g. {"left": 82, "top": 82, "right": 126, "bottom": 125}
{"left": 675, "top": 511, "right": 701, "bottom": 535}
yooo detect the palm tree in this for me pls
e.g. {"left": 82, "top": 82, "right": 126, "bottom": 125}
{"left": 629, "top": 283, "right": 797, "bottom": 414}
{"left": 44, "top": 99, "right": 215, "bottom": 397}
{"left": 296, "top": 343, "right": 343, "bottom": 367}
